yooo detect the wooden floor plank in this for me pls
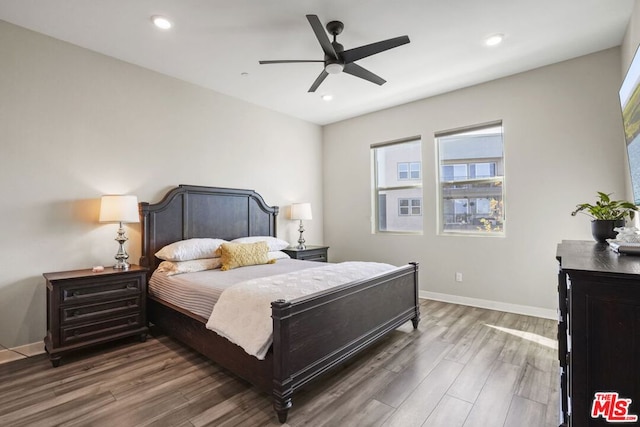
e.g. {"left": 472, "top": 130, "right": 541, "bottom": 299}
{"left": 375, "top": 338, "right": 453, "bottom": 408}
{"left": 462, "top": 361, "right": 522, "bottom": 427}
{"left": 423, "top": 394, "right": 474, "bottom": 427}
{"left": 382, "top": 359, "right": 465, "bottom": 427}
{"left": 447, "top": 336, "right": 506, "bottom": 403}
{"left": 503, "top": 395, "right": 546, "bottom": 427}
{"left": 0, "top": 300, "right": 560, "bottom": 427}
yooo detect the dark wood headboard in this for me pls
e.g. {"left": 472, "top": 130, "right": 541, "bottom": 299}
{"left": 139, "top": 185, "right": 279, "bottom": 271}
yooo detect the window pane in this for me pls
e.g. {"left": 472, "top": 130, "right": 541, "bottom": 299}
{"left": 372, "top": 139, "right": 423, "bottom": 233}
{"left": 411, "top": 198, "right": 422, "bottom": 215}
{"left": 410, "top": 162, "right": 421, "bottom": 179}
{"left": 398, "top": 163, "right": 409, "bottom": 180}
{"left": 437, "top": 124, "right": 505, "bottom": 235}
{"left": 442, "top": 164, "right": 468, "bottom": 181}
{"left": 476, "top": 198, "right": 491, "bottom": 214}
{"left": 472, "top": 162, "right": 495, "bottom": 178}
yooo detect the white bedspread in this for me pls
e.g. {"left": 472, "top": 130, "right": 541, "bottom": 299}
{"left": 206, "top": 261, "right": 397, "bottom": 360}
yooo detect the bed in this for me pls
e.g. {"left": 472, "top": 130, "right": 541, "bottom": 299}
{"left": 139, "top": 184, "right": 420, "bottom": 423}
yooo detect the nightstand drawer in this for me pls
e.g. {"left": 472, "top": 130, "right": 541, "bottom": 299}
{"left": 297, "top": 249, "right": 327, "bottom": 262}
{"left": 60, "top": 277, "right": 142, "bottom": 303}
{"left": 60, "top": 313, "right": 142, "bottom": 346}
{"left": 61, "top": 296, "right": 142, "bottom": 324}
{"left": 282, "top": 245, "right": 329, "bottom": 262}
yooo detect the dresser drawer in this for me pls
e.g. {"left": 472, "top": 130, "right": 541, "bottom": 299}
{"left": 60, "top": 277, "right": 142, "bottom": 303}
{"left": 60, "top": 313, "right": 142, "bottom": 346}
{"left": 60, "top": 296, "right": 142, "bottom": 324}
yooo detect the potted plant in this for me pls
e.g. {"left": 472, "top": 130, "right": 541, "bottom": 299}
{"left": 571, "top": 191, "right": 638, "bottom": 243}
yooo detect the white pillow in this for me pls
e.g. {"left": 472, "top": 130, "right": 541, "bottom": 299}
{"left": 231, "top": 236, "right": 289, "bottom": 251}
{"left": 268, "top": 251, "right": 291, "bottom": 261}
{"left": 156, "top": 258, "right": 222, "bottom": 276}
{"left": 155, "top": 238, "right": 227, "bottom": 261}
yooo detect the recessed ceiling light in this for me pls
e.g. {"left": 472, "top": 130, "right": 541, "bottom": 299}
{"left": 321, "top": 94, "right": 333, "bottom": 101}
{"left": 151, "top": 15, "right": 173, "bottom": 30}
{"left": 484, "top": 34, "right": 504, "bottom": 46}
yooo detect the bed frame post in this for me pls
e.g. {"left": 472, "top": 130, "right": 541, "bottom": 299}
{"left": 271, "top": 299, "right": 293, "bottom": 423}
{"left": 411, "top": 262, "right": 420, "bottom": 329}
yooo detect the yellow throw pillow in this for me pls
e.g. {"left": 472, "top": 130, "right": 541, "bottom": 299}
{"left": 218, "top": 241, "right": 276, "bottom": 271}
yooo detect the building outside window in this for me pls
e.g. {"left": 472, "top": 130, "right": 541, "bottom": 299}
{"left": 436, "top": 122, "right": 505, "bottom": 235}
{"left": 399, "top": 198, "right": 422, "bottom": 216}
{"left": 398, "top": 162, "right": 421, "bottom": 180}
{"left": 372, "top": 138, "right": 423, "bottom": 233}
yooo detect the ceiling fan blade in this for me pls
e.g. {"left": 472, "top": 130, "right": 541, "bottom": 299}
{"left": 306, "top": 14, "right": 337, "bottom": 59}
{"left": 308, "top": 70, "right": 329, "bottom": 92}
{"left": 259, "top": 60, "right": 324, "bottom": 64}
{"left": 343, "top": 63, "right": 386, "bottom": 86}
{"left": 342, "top": 35, "right": 410, "bottom": 63}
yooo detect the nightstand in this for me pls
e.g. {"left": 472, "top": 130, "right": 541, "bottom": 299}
{"left": 282, "top": 245, "right": 329, "bottom": 262}
{"left": 43, "top": 265, "right": 148, "bottom": 367}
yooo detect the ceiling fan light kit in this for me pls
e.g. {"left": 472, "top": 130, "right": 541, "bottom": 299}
{"left": 259, "top": 14, "right": 410, "bottom": 92}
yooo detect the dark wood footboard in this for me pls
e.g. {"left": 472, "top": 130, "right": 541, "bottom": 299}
{"left": 271, "top": 262, "right": 419, "bottom": 423}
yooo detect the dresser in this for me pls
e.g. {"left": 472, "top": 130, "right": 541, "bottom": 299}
{"left": 556, "top": 241, "right": 640, "bottom": 426}
{"left": 43, "top": 265, "right": 148, "bottom": 367}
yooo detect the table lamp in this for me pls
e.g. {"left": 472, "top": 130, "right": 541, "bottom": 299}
{"left": 99, "top": 195, "right": 139, "bottom": 269}
{"left": 290, "top": 203, "right": 312, "bottom": 249}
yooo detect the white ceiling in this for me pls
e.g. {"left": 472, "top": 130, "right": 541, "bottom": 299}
{"left": 0, "top": 0, "right": 635, "bottom": 125}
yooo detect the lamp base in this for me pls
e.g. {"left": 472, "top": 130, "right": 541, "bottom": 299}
{"left": 297, "top": 220, "right": 306, "bottom": 250}
{"left": 113, "top": 222, "right": 130, "bottom": 270}
{"left": 113, "top": 260, "right": 130, "bottom": 270}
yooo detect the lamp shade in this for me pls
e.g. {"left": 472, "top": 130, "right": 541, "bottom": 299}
{"left": 290, "top": 203, "right": 312, "bottom": 220}
{"left": 99, "top": 195, "right": 139, "bottom": 223}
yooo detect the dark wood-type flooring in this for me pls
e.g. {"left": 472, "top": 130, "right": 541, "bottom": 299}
{"left": 0, "top": 300, "right": 559, "bottom": 426}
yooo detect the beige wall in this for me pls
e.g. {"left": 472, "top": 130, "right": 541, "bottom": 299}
{"left": 323, "top": 47, "right": 626, "bottom": 315}
{"left": 0, "top": 21, "right": 323, "bottom": 348}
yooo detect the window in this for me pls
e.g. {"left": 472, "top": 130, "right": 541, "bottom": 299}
{"left": 399, "top": 198, "right": 422, "bottom": 216}
{"left": 398, "top": 162, "right": 421, "bottom": 180}
{"left": 437, "top": 122, "right": 504, "bottom": 235}
{"left": 372, "top": 138, "right": 423, "bottom": 233}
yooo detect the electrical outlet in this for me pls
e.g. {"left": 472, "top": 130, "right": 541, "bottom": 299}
{"left": 455, "top": 272, "right": 463, "bottom": 282}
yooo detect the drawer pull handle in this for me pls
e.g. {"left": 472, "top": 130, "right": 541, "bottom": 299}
{"left": 74, "top": 310, "right": 81, "bottom": 317}
{"left": 73, "top": 331, "right": 80, "bottom": 337}
{"left": 72, "top": 291, "right": 80, "bottom": 297}
{"left": 128, "top": 319, "right": 135, "bottom": 325}
{"left": 127, "top": 284, "right": 135, "bottom": 289}
{"left": 128, "top": 301, "right": 134, "bottom": 307}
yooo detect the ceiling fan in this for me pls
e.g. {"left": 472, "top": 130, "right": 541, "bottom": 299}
{"left": 259, "top": 15, "right": 410, "bottom": 92}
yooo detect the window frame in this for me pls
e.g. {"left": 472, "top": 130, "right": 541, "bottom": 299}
{"left": 371, "top": 137, "right": 423, "bottom": 235}
{"left": 436, "top": 121, "right": 505, "bottom": 237}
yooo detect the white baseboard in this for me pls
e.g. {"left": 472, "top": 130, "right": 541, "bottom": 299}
{"left": 0, "top": 349, "right": 26, "bottom": 365}
{"left": 0, "top": 341, "right": 46, "bottom": 365}
{"left": 11, "top": 341, "right": 46, "bottom": 357}
{"left": 420, "top": 290, "right": 557, "bottom": 320}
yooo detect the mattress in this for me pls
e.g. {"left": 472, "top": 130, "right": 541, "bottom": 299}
{"left": 148, "top": 258, "right": 324, "bottom": 319}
